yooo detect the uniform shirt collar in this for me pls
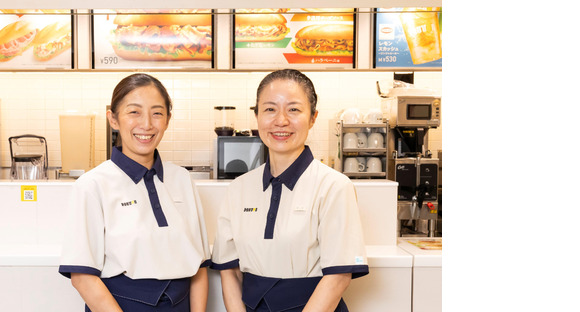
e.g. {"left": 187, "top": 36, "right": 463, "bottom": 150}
{"left": 262, "top": 146, "right": 314, "bottom": 191}
{"left": 111, "top": 146, "right": 164, "bottom": 184}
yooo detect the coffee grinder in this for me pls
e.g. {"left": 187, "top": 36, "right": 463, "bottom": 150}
{"left": 378, "top": 81, "right": 441, "bottom": 237}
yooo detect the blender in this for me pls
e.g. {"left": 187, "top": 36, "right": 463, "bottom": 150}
{"left": 214, "top": 106, "right": 235, "bottom": 136}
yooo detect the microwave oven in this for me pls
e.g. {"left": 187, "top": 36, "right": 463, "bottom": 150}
{"left": 213, "top": 136, "right": 268, "bottom": 179}
{"left": 384, "top": 95, "right": 441, "bottom": 128}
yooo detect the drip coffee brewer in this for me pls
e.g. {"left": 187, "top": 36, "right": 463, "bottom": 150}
{"left": 378, "top": 81, "right": 441, "bottom": 237}
{"left": 9, "top": 134, "right": 48, "bottom": 180}
{"left": 214, "top": 106, "right": 236, "bottom": 136}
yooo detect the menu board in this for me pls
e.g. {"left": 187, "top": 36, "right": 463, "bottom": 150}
{"left": 234, "top": 8, "right": 355, "bottom": 69}
{"left": 375, "top": 8, "right": 442, "bottom": 69}
{"left": 92, "top": 10, "right": 213, "bottom": 69}
{"left": 0, "top": 10, "right": 73, "bottom": 69}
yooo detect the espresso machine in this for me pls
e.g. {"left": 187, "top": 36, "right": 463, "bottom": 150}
{"left": 378, "top": 81, "right": 442, "bottom": 237}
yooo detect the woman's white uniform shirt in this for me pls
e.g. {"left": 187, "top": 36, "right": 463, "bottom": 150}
{"left": 59, "top": 147, "right": 211, "bottom": 279}
{"left": 212, "top": 146, "right": 368, "bottom": 279}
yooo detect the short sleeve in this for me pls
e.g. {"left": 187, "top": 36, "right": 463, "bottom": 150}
{"left": 58, "top": 178, "right": 105, "bottom": 278}
{"left": 318, "top": 177, "right": 369, "bottom": 279}
{"left": 210, "top": 187, "right": 240, "bottom": 270}
{"left": 192, "top": 182, "right": 212, "bottom": 268}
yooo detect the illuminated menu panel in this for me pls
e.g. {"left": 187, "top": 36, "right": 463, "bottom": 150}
{"left": 234, "top": 8, "right": 355, "bottom": 69}
{"left": 0, "top": 10, "right": 73, "bottom": 69}
{"left": 92, "top": 9, "right": 213, "bottom": 69}
{"left": 375, "top": 8, "right": 442, "bottom": 69}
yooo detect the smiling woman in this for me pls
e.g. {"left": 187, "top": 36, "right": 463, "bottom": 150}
{"left": 58, "top": 73, "right": 211, "bottom": 312}
{"left": 212, "top": 69, "right": 369, "bottom": 312}
{"left": 107, "top": 82, "right": 171, "bottom": 169}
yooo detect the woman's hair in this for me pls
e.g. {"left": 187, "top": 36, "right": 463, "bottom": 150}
{"left": 255, "top": 69, "right": 318, "bottom": 117}
{"left": 110, "top": 73, "right": 172, "bottom": 117}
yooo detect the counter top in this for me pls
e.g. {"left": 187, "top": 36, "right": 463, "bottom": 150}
{"left": 397, "top": 238, "right": 442, "bottom": 267}
{"left": 1, "top": 179, "right": 398, "bottom": 186}
{"left": 0, "top": 244, "right": 62, "bottom": 266}
{"left": 0, "top": 180, "right": 74, "bottom": 186}
{"left": 192, "top": 179, "right": 399, "bottom": 187}
{"left": 0, "top": 244, "right": 412, "bottom": 268}
{"left": 366, "top": 245, "right": 413, "bottom": 268}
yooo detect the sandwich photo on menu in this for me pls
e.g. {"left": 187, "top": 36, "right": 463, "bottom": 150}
{"left": 235, "top": 14, "right": 289, "bottom": 42}
{"left": 110, "top": 11, "right": 212, "bottom": 61}
{"left": 291, "top": 24, "right": 353, "bottom": 57}
{"left": 33, "top": 20, "right": 71, "bottom": 61}
{"left": 0, "top": 20, "right": 37, "bottom": 62}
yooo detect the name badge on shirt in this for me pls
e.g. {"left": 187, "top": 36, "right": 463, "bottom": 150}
{"left": 121, "top": 200, "right": 138, "bottom": 207}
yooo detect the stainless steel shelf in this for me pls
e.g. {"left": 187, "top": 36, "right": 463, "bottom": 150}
{"left": 343, "top": 148, "right": 387, "bottom": 154}
{"left": 343, "top": 172, "right": 386, "bottom": 178}
{"left": 341, "top": 123, "right": 387, "bottom": 128}
{"left": 335, "top": 120, "right": 388, "bottom": 179}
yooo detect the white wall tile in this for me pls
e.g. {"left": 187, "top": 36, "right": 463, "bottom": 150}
{"left": 0, "top": 72, "right": 442, "bottom": 170}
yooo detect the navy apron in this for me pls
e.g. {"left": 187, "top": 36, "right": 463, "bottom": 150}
{"left": 85, "top": 274, "right": 191, "bottom": 312}
{"left": 242, "top": 273, "right": 349, "bottom": 312}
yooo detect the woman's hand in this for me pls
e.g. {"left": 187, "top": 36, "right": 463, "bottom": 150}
{"left": 303, "top": 273, "right": 352, "bottom": 312}
{"left": 220, "top": 267, "right": 246, "bottom": 312}
{"left": 71, "top": 273, "right": 123, "bottom": 312}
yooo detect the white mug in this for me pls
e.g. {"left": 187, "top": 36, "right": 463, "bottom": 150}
{"left": 366, "top": 157, "right": 382, "bottom": 173}
{"left": 364, "top": 108, "right": 383, "bottom": 124}
{"left": 343, "top": 133, "right": 358, "bottom": 149}
{"left": 367, "top": 133, "right": 384, "bottom": 148}
{"left": 356, "top": 157, "right": 367, "bottom": 172}
{"left": 344, "top": 157, "right": 364, "bottom": 173}
{"left": 341, "top": 108, "right": 361, "bottom": 124}
{"left": 356, "top": 132, "right": 367, "bottom": 148}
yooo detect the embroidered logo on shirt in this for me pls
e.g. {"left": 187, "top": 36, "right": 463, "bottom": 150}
{"left": 355, "top": 256, "right": 364, "bottom": 264}
{"left": 121, "top": 200, "right": 137, "bottom": 207}
{"left": 243, "top": 207, "right": 258, "bottom": 212}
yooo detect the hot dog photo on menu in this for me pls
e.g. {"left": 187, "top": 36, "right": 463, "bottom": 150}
{"left": 0, "top": 9, "right": 72, "bottom": 69}
{"left": 233, "top": 8, "right": 355, "bottom": 69}
{"left": 92, "top": 9, "right": 213, "bottom": 69}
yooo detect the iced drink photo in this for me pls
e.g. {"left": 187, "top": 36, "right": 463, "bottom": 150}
{"left": 399, "top": 8, "right": 442, "bottom": 65}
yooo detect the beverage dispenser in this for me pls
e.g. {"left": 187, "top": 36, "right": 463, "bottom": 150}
{"left": 378, "top": 81, "right": 442, "bottom": 237}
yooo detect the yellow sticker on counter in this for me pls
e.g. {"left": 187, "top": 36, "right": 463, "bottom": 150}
{"left": 21, "top": 185, "right": 37, "bottom": 202}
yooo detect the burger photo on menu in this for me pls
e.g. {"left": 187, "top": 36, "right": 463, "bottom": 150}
{"left": 291, "top": 24, "right": 354, "bottom": 57}
{"left": 0, "top": 20, "right": 37, "bottom": 62}
{"left": 235, "top": 14, "right": 289, "bottom": 42}
{"left": 32, "top": 20, "right": 71, "bottom": 61}
{"left": 110, "top": 11, "right": 212, "bottom": 61}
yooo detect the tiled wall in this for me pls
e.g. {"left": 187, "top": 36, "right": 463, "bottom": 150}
{"left": 0, "top": 71, "right": 441, "bottom": 175}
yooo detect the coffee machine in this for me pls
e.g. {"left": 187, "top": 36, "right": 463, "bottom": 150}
{"left": 378, "top": 81, "right": 441, "bottom": 237}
